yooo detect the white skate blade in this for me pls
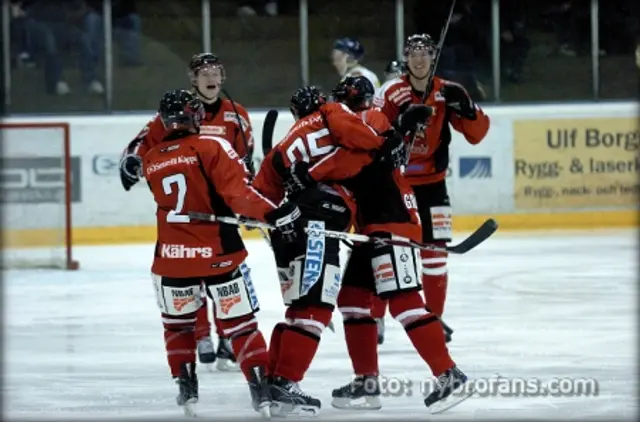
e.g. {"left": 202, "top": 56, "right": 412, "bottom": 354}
{"left": 181, "top": 398, "right": 198, "bottom": 417}
{"left": 216, "top": 358, "right": 240, "bottom": 372}
{"left": 270, "top": 401, "right": 320, "bottom": 417}
{"left": 428, "top": 382, "right": 474, "bottom": 415}
{"left": 331, "top": 395, "right": 382, "bottom": 410}
{"left": 258, "top": 401, "right": 272, "bottom": 419}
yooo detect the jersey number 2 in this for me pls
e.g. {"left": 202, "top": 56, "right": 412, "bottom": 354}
{"left": 162, "top": 174, "right": 190, "bottom": 223}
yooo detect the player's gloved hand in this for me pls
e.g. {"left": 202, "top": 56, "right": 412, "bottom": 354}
{"left": 441, "top": 82, "right": 477, "bottom": 120}
{"left": 119, "top": 154, "right": 142, "bottom": 191}
{"left": 397, "top": 104, "right": 434, "bottom": 134}
{"left": 265, "top": 202, "right": 304, "bottom": 243}
{"left": 283, "top": 161, "right": 317, "bottom": 200}
{"left": 375, "top": 130, "right": 408, "bottom": 171}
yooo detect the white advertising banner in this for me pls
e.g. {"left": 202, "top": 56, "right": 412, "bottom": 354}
{"left": 2, "top": 101, "right": 638, "bottom": 231}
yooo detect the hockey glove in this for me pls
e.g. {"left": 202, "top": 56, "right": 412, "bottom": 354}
{"left": 283, "top": 161, "right": 317, "bottom": 200}
{"left": 119, "top": 154, "right": 142, "bottom": 191}
{"left": 397, "top": 104, "right": 434, "bottom": 134}
{"left": 265, "top": 202, "right": 304, "bottom": 243}
{"left": 441, "top": 82, "right": 477, "bottom": 120}
{"left": 375, "top": 130, "right": 408, "bottom": 171}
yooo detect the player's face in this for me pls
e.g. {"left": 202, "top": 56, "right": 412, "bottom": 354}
{"left": 194, "top": 65, "right": 223, "bottom": 101}
{"left": 407, "top": 47, "right": 435, "bottom": 79}
{"left": 331, "top": 50, "right": 349, "bottom": 75}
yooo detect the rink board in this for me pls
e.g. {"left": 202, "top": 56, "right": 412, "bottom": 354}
{"left": 2, "top": 102, "right": 638, "bottom": 247}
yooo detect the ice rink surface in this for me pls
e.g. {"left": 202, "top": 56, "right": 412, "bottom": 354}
{"left": 3, "top": 229, "right": 638, "bottom": 420}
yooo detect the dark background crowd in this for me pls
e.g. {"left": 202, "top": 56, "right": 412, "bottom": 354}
{"left": 4, "top": 0, "right": 639, "bottom": 113}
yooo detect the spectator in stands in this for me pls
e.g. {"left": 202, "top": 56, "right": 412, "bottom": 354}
{"left": 499, "top": 2, "right": 530, "bottom": 84}
{"left": 15, "top": 0, "right": 104, "bottom": 95}
{"left": 85, "top": 0, "right": 142, "bottom": 67}
{"left": 237, "top": 0, "right": 279, "bottom": 17}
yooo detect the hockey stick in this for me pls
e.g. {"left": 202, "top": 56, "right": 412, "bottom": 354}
{"left": 188, "top": 212, "right": 498, "bottom": 255}
{"left": 222, "top": 88, "right": 272, "bottom": 246}
{"left": 406, "top": 0, "right": 457, "bottom": 160}
{"left": 262, "top": 109, "right": 278, "bottom": 157}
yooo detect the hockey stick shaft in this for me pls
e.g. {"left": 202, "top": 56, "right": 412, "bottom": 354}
{"left": 406, "top": 0, "right": 457, "bottom": 159}
{"left": 262, "top": 109, "right": 278, "bottom": 157}
{"left": 188, "top": 212, "right": 497, "bottom": 255}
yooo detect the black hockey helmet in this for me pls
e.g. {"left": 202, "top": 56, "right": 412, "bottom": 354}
{"left": 290, "top": 86, "right": 327, "bottom": 119}
{"left": 332, "top": 76, "right": 374, "bottom": 111}
{"left": 188, "top": 53, "right": 226, "bottom": 82}
{"left": 158, "top": 89, "right": 205, "bottom": 135}
{"left": 384, "top": 60, "right": 406, "bottom": 79}
{"left": 403, "top": 33, "right": 437, "bottom": 57}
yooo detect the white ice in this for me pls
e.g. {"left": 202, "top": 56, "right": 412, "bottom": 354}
{"left": 3, "top": 230, "right": 638, "bottom": 420}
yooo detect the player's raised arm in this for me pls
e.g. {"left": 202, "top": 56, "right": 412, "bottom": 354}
{"left": 439, "top": 80, "right": 490, "bottom": 144}
{"left": 119, "top": 114, "right": 165, "bottom": 191}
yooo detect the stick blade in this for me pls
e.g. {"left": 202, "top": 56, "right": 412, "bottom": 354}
{"left": 262, "top": 109, "right": 278, "bottom": 157}
{"left": 447, "top": 218, "right": 498, "bottom": 254}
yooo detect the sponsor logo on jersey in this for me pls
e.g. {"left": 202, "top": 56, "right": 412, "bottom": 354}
{"left": 171, "top": 287, "right": 196, "bottom": 311}
{"left": 210, "top": 260, "right": 233, "bottom": 268}
{"left": 216, "top": 282, "right": 242, "bottom": 314}
{"left": 146, "top": 155, "right": 198, "bottom": 175}
{"left": 411, "top": 144, "right": 429, "bottom": 155}
{"left": 201, "top": 125, "right": 226, "bottom": 135}
{"left": 373, "top": 258, "right": 396, "bottom": 284}
{"left": 160, "top": 244, "right": 214, "bottom": 259}
{"left": 301, "top": 220, "right": 326, "bottom": 296}
{"left": 459, "top": 157, "right": 492, "bottom": 179}
{"left": 223, "top": 112, "right": 249, "bottom": 129}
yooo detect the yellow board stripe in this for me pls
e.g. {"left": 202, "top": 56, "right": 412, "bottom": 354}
{"left": 2, "top": 210, "right": 638, "bottom": 248}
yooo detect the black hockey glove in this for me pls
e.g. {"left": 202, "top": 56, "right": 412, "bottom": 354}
{"left": 265, "top": 202, "right": 304, "bottom": 243}
{"left": 283, "top": 161, "right": 317, "bottom": 200}
{"left": 119, "top": 154, "right": 142, "bottom": 191}
{"left": 375, "top": 130, "right": 408, "bottom": 171}
{"left": 441, "top": 82, "right": 477, "bottom": 120}
{"left": 397, "top": 104, "right": 434, "bottom": 134}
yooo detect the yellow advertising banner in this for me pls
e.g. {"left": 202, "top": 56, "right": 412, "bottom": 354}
{"left": 514, "top": 117, "right": 639, "bottom": 209}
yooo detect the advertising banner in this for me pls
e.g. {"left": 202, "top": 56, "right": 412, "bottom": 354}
{"left": 514, "top": 117, "right": 639, "bottom": 209}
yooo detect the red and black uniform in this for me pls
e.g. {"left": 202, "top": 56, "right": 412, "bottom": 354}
{"left": 374, "top": 74, "right": 490, "bottom": 317}
{"left": 145, "top": 128, "right": 275, "bottom": 382}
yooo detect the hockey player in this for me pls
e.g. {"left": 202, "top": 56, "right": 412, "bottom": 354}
{"left": 384, "top": 59, "right": 406, "bottom": 82}
{"left": 119, "top": 52, "right": 254, "bottom": 370}
{"left": 374, "top": 34, "right": 490, "bottom": 340}
{"left": 251, "top": 86, "right": 408, "bottom": 416}
{"left": 332, "top": 75, "right": 392, "bottom": 345}
{"left": 143, "top": 89, "right": 299, "bottom": 416}
{"left": 332, "top": 37, "right": 381, "bottom": 89}
{"left": 257, "top": 86, "right": 471, "bottom": 414}
{"left": 327, "top": 76, "right": 471, "bottom": 413}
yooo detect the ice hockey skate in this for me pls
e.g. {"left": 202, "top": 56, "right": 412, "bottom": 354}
{"left": 269, "top": 376, "right": 321, "bottom": 417}
{"left": 196, "top": 336, "right": 216, "bottom": 367}
{"left": 215, "top": 336, "right": 240, "bottom": 371}
{"left": 248, "top": 366, "right": 272, "bottom": 418}
{"left": 331, "top": 375, "right": 382, "bottom": 410}
{"left": 175, "top": 362, "right": 198, "bottom": 417}
{"left": 424, "top": 366, "right": 473, "bottom": 414}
